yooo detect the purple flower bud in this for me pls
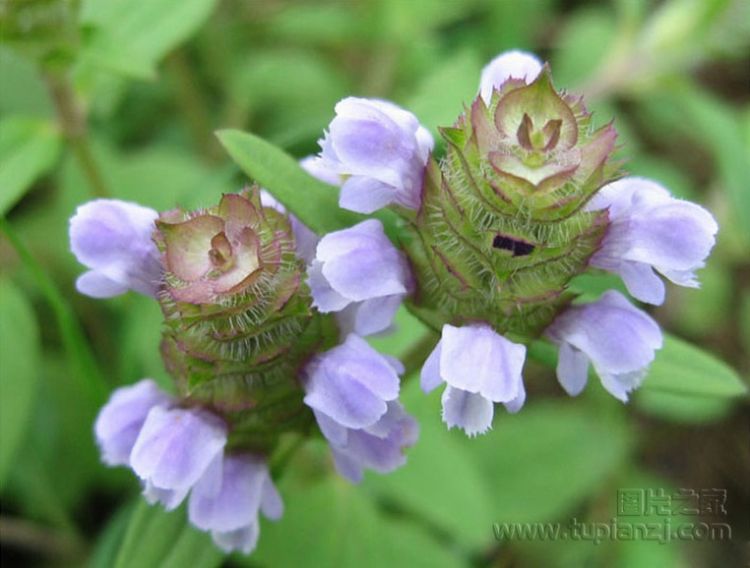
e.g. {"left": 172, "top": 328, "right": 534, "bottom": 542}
{"left": 479, "top": 50, "right": 543, "bottom": 103}
{"left": 313, "top": 97, "right": 433, "bottom": 213}
{"left": 304, "top": 334, "right": 400, "bottom": 428}
{"left": 130, "top": 406, "right": 227, "bottom": 510}
{"left": 303, "top": 335, "right": 417, "bottom": 482}
{"left": 545, "top": 290, "right": 663, "bottom": 401}
{"left": 69, "top": 199, "right": 162, "bottom": 298}
{"left": 94, "top": 379, "right": 172, "bottom": 466}
{"left": 189, "top": 453, "right": 282, "bottom": 554}
{"left": 308, "top": 219, "right": 411, "bottom": 336}
{"left": 420, "top": 324, "right": 526, "bottom": 436}
{"left": 587, "top": 177, "right": 719, "bottom": 305}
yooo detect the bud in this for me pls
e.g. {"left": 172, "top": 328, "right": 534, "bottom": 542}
{"left": 402, "top": 65, "right": 619, "bottom": 342}
{"left": 154, "top": 187, "right": 337, "bottom": 453}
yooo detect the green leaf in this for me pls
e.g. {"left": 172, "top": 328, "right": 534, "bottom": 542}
{"left": 552, "top": 6, "right": 616, "bottom": 88}
{"left": 669, "top": 260, "right": 732, "bottom": 335}
{"left": 0, "top": 278, "right": 40, "bottom": 487}
{"left": 465, "top": 401, "right": 633, "bottom": 523}
{"left": 267, "top": 4, "right": 364, "bottom": 46}
{"left": 113, "top": 501, "right": 222, "bottom": 568}
{"left": 79, "top": 0, "right": 219, "bottom": 79}
{"left": 634, "top": 388, "right": 732, "bottom": 424}
{"left": 216, "top": 129, "right": 363, "bottom": 235}
{"left": 674, "top": 85, "right": 750, "bottom": 243}
{"left": 638, "top": 83, "right": 750, "bottom": 243}
{"left": 253, "top": 475, "right": 468, "bottom": 568}
{"left": 612, "top": 470, "right": 687, "bottom": 568}
{"left": 643, "top": 334, "right": 747, "bottom": 398}
{"left": 406, "top": 49, "right": 482, "bottom": 138}
{"left": 0, "top": 47, "right": 54, "bottom": 118}
{"left": 230, "top": 49, "right": 349, "bottom": 111}
{"left": 227, "top": 49, "right": 350, "bottom": 149}
{"left": 90, "top": 502, "right": 136, "bottom": 568}
{"left": 0, "top": 116, "right": 61, "bottom": 215}
{"left": 365, "top": 381, "right": 496, "bottom": 550}
{"left": 0, "top": 219, "right": 108, "bottom": 406}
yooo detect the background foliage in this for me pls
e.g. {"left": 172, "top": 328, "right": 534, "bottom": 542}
{"left": 1, "top": 0, "right": 748, "bottom": 566}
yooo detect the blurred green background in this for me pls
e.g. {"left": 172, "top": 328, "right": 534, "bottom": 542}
{"left": 1, "top": 0, "right": 749, "bottom": 566}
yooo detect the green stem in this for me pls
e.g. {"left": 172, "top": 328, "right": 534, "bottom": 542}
{"left": 165, "top": 50, "right": 219, "bottom": 162}
{"left": 0, "top": 217, "right": 108, "bottom": 404}
{"left": 43, "top": 71, "right": 110, "bottom": 198}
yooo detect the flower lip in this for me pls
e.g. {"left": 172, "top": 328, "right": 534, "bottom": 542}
{"left": 314, "top": 97, "right": 433, "bottom": 213}
{"left": 69, "top": 199, "right": 162, "bottom": 298}
{"left": 544, "top": 290, "right": 663, "bottom": 401}
{"left": 420, "top": 323, "right": 527, "bottom": 436}
{"left": 129, "top": 405, "right": 228, "bottom": 509}
{"left": 586, "top": 177, "right": 719, "bottom": 305}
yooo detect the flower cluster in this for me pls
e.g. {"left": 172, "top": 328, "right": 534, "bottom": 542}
{"left": 72, "top": 47, "right": 719, "bottom": 557}
{"left": 308, "top": 50, "right": 718, "bottom": 435}
{"left": 71, "top": 185, "right": 417, "bottom": 555}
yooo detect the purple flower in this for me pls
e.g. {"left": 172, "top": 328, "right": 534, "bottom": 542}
{"left": 545, "top": 290, "right": 663, "bottom": 401}
{"left": 479, "top": 50, "right": 543, "bottom": 103}
{"left": 94, "top": 379, "right": 172, "bottom": 466}
{"left": 587, "top": 177, "right": 719, "bottom": 305}
{"left": 130, "top": 405, "right": 227, "bottom": 510}
{"left": 312, "top": 97, "right": 433, "bottom": 213}
{"left": 69, "top": 199, "right": 162, "bottom": 298}
{"left": 308, "top": 219, "right": 412, "bottom": 336}
{"left": 189, "top": 453, "right": 282, "bottom": 554}
{"left": 303, "top": 334, "right": 417, "bottom": 482}
{"left": 420, "top": 323, "right": 526, "bottom": 436}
